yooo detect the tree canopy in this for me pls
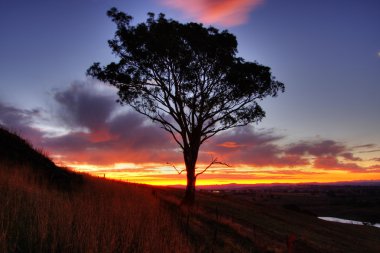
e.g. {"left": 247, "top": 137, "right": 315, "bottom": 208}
{"left": 88, "top": 8, "right": 285, "bottom": 204}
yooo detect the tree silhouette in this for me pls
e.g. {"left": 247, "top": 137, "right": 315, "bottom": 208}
{"left": 88, "top": 8, "right": 285, "bottom": 204}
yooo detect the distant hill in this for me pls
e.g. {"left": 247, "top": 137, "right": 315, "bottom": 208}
{"left": 170, "top": 181, "right": 380, "bottom": 191}
{"left": 0, "top": 126, "right": 82, "bottom": 190}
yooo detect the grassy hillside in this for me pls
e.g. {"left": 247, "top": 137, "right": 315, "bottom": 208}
{"left": 0, "top": 127, "right": 191, "bottom": 253}
{"left": 0, "top": 127, "right": 82, "bottom": 190}
{"left": 1, "top": 126, "right": 380, "bottom": 253}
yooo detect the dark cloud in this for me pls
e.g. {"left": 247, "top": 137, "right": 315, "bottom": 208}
{"left": 53, "top": 81, "right": 116, "bottom": 131}
{"left": 0, "top": 80, "right": 376, "bottom": 175}
{"left": 283, "top": 140, "right": 368, "bottom": 172}
{"left": 358, "top": 149, "right": 380, "bottom": 154}
{"left": 38, "top": 80, "right": 180, "bottom": 165}
{"left": 285, "top": 140, "right": 362, "bottom": 162}
{"left": 212, "top": 127, "right": 283, "bottom": 147}
{"left": 108, "top": 112, "right": 172, "bottom": 150}
{"left": 42, "top": 109, "right": 180, "bottom": 165}
{"left": 203, "top": 127, "right": 309, "bottom": 167}
{"left": 353, "top": 144, "right": 377, "bottom": 149}
{"left": 286, "top": 140, "right": 345, "bottom": 157}
{"left": 201, "top": 127, "right": 371, "bottom": 172}
{"left": 340, "top": 152, "right": 362, "bottom": 161}
{"left": 0, "top": 101, "right": 43, "bottom": 144}
{"left": 351, "top": 144, "right": 379, "bottom": 156}
{"left": 313, "top": 156, "right": 364, "bottom": 172}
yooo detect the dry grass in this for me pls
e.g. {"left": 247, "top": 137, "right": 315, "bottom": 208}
{"left": 0, "top": 164, "right": 191, "bottom": 253}
{"left": 156, "top": 187, "right": 380, "bottom": 253}
{"left": 3, "top": 162, "right": 380, "bottom": 253}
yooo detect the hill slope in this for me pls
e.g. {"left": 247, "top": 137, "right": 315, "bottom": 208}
{"left": 0, "top": 126, "right": 82, "bottom": 190}
{"left": 0, "top": 127, "right": 191, "bottom": 253}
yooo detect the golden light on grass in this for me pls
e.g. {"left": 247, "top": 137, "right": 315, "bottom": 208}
{"left": 0, "top": 164, "right": 192, "bottom": 253}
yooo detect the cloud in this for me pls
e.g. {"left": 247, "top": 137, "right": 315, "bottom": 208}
{"left": 0, "top": 79, "right": 376, "bottom": 178}
{"left": 203, "top": 127, "right": 309, "bottom": 168}
{"left": 313, "top": 156, "right": 363, "bottom": 172}
{"left": 285, "top": 140, "right": 362, "bottom": 161}
{"left": 201, "top": 128, "right": 373, "bottom": 173}
{"left": 0, "top": 80, "right": 181, "bottom": 166}
{"left": 286, "top": 140, "right": 344, "bottom": 157}
{"left": 161, "top": 0, "right": 263, "bottom": 26}
{"left": 44, "top": 110, "right": 181, "bottom": 165}
{"left": 53, "top": 80, "right": 117, "bottom": 132}
{"left": 340, "top": 152, "right": 362, "bottom": 161}
{"left": 353, "top": 144, "right": 376, "bottom": 149}
{"left": 42, "top": 81, "right": 180, "bottom": 165}
{"left": 283, "top": 140, "right": 369, "bottom": 172}
{"left": 0, "top": 101, "right": 43, "bottom": 144}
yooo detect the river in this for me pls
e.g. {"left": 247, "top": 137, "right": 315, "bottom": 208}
{"left": 318, "top": 217, "right": 380, "bottom": 228}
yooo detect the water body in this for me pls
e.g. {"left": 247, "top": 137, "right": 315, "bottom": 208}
{"left": 319, "top": 217, "right": 380, "bottom": 228}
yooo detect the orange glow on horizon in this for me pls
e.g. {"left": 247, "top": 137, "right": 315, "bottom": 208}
{"left": 65, "top": 161, "right": 380, "bottom": 186}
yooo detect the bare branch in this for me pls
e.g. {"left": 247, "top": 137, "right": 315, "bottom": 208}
{"left": 160, "top": 123, "right": 184, "bottom": 149}
{"left": 196, "top": 157, "right": 230, "bottom": 178}
{"left": 167, "top": 162, "right": 185, "bottom": 175}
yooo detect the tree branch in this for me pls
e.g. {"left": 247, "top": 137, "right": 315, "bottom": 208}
{"left": 195, "top": 157, "right": 230, "bottom": 178}
{"left": 167, "top": 162, "right": 185, "bottom": 175}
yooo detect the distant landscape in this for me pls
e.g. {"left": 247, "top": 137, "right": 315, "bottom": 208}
{"left": 1, "top": 127, "right": 380, "bottom": 253}
{"left": 174, "top": 181, "right": 380, "bottom": 190}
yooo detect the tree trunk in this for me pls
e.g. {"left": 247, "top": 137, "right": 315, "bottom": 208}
{"left": 182, "top": 166, "right": 196, "bottom": 205}
{"left": 182, "top": 144, "right": 199, "bottom": 205}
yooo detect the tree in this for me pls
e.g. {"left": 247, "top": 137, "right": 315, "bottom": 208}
{"left": 87, "top": 8, "right": 285, "bottom": 205}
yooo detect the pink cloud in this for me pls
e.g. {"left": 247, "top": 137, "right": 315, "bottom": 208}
{"left": 217, "top": 141, "right": 246, "bottom": 148}
{"left": 313, "top": 156, "right": 364, "bottom": 172}
{"left": 203, "top": 127, "right": 309, "bottom": 168}
{"left": 161, "top": 0, "right": 263, "bottom": 26}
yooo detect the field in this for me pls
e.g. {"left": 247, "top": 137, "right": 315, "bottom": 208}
{"left": 224, "top": 184, "right": 380, "bottom": 223}
{"left": 156, "top": 185, "right": 380, "bottom": 253}
{"left": 1, "top": 127, "right": 380, "bottom": 253}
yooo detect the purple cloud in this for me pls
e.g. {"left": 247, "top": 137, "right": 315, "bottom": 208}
{"left": 202, "top": 127, "right": 309, "bottom": 167}
{"left": 0, "top": 80, "right": 376, "bottom": 174}
{"left": 53, "top": 80, "right": 117, "bottom": 131}
{"left": 313, "top": 156, "right": 363, "bottom": 172}
{"left": 0, "top": 102, "right": 43, "bottom": 144}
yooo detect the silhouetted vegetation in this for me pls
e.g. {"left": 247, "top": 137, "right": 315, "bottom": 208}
{"left": 88, "top": 9, "right": 284, "bottom": 204}
{"left": 0, "top": 127, "right": 82, "bottom": 191}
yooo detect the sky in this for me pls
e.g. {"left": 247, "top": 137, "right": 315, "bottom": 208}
{"left": 0, "top": 0, "right": 379, "bottom": 185}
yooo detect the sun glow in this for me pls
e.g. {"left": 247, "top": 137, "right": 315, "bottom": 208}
{"left": 64, "top": 161, "right": 380, "bottom": 186}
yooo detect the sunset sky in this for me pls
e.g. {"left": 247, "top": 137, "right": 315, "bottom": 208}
{"left": 1, "top": 0, "right": 379, "bottom": 185}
